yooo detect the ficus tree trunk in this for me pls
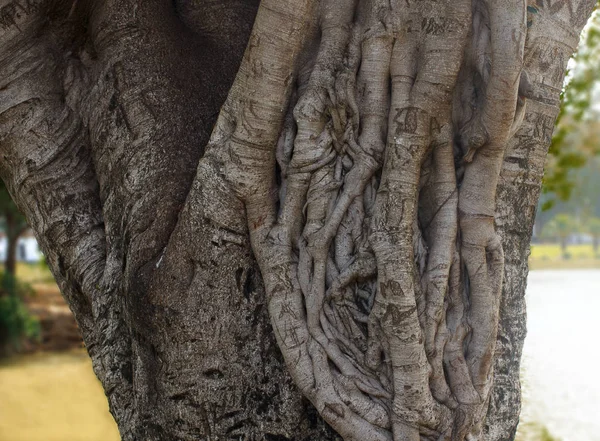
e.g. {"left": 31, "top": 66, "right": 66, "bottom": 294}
{"left": 0, "top": 0, "right": 595, "bottom": 440}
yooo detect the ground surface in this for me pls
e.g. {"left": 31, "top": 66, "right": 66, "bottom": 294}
{"left": 0, "top": 350, "right": 119, "bottom": 441}
{"left": 528, "top": 244, "right": 600, "bottom": 270}
{"left": 10, "top": 263, "right": 82, "bottom": 352}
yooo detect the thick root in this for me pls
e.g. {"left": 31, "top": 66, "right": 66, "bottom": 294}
{"left": 231, "top": 0, "right": 531, "bottom": 439}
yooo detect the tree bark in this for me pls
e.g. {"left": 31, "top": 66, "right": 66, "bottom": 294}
{"left": 0, "top": 0, "right": 595, "bottom": 440}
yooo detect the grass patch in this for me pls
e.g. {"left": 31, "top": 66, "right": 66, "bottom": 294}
{"left": 530, "top": 244, "right": 596, "bottom": 259}
{"left": 529, "top": 244, "right": 600, "bottom": 270}
{"left": 516, "top": 421, "right": 561, "bottom": 441}
{"left": 13, "top": 262, "right": 56, "bottom": 285}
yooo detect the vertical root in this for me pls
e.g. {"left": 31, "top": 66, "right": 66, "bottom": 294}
{"left": 457, "top": 0, "right": 526, "bottom": 405}
{"left": 420, "top": 137, "right": 459, "bottom": 408}
{"left": 233, "top": 0, "right": 530, "bottom": 439}
{"left": 443, "top": 253, "right": 479, "bottom": 406}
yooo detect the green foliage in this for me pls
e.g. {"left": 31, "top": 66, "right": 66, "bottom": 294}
{"left": 0, "top": 295, "right": 40, "bottom": 351}
{"left": 541, "top": 213, "right": 580, "bottom": 240}
{"left": 540, "top": 155, "right": 600, "bottom": 222}
{"left": 0, "top": 271, "right": 34, "bottom": 299}
{"left": 543, "top": 6, "right": 600, "bottom": 208}
{"left": 585, "top": 216, "right": 600, "bottom": 235}
{"left": 0, "top": 272, "right": 39, "bottom": 354}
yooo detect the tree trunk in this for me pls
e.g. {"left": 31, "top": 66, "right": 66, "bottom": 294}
{"left": 4, "top": 212, "right": 17, "bottom": 280}
{"left": 561, "top": 236, "right": 568, "bottom": 258}
{"left": 0, "top": 1, "right": 595, "bottom": 440}
{"left": 2, "top": 210, "right": 25, "bottom": 295}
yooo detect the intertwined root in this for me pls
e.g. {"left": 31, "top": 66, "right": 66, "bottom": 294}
{"left": 241, "top": 0, "right": 528, "bottom": 439}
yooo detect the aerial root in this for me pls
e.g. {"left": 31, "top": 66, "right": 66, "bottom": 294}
{"left": 241, "top": 0, "right": 530, "bottom": 439}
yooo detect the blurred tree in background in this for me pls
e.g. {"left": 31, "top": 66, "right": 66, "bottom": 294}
{"left": 542, "top": 6, "right": 600, "bottom": 211}
{"left": 541, "top": 214, "right": 581, "bottom": 257}
{"left": 0, "top": 276, "right": 38, "bottom": 356}
{"left": 0, "top": 180, "right": 37, "bottom": 355}
{"left": 585, "top": 217, "right": 600, "bottom": 253}
{"left": 0, "top": 180, "right": 28, "bottom": 287}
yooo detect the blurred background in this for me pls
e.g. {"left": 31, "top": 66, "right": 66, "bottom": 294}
{"left": 1, "top": 8, "right": 600, "bottom": 441}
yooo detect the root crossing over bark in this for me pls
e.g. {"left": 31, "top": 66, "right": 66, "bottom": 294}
{"left": 202, "top": 0, "right": 552, "bottom": 439}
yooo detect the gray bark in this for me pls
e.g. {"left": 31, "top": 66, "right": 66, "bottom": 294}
{"left": 0, "top": 0, "right": 595, "bottom": 440}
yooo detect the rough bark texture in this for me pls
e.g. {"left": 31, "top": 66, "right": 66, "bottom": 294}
{"left": 0, "top": 0, "right": 595, "bottom": 440}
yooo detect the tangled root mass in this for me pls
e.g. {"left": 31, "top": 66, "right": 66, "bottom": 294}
{"left": 209, "top": 0, "right": 538, "bottom": 439}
